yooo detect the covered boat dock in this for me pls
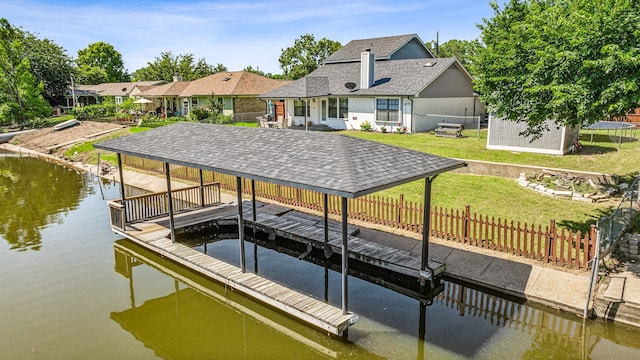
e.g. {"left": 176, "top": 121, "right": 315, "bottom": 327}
{"left": 95, "top": 122, "right": 465, "bottom": 335}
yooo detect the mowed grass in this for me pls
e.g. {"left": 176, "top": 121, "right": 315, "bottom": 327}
{"left": 64, "top": 122, "right": 631, "bottom": 232}
{"left": 377, "top": 173, "right": 609, "bottom": 233}
{"left": 343, "top": 128, "right": 637, "bottom": 232}
{"left": 342, "top": 128, "right": 640, "bottom": 176}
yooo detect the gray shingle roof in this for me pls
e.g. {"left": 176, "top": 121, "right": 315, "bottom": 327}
{"left": 94, "top": 122, "right": 465, "bottom": 198}
{"left": 325, "top": 34, "right": 419, "bottom": 63}
{"left": 261, "top": 58, "right": 458, "bottom": 98}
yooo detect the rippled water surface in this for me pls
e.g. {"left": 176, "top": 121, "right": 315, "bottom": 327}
{"left": 1, "top": 150, "right": 640, "bottom": 359}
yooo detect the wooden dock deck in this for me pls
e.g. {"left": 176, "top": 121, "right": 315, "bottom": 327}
{"left": 115, "top": 208, "right": 358, "bottom": 336}
{"left": 114, "top": 199, "right": 444, "bottom": 336}
{"left": 152, "top": 200, "right": 444, "bottom": 279}
{"left": 113, "top": 240, "right": 343, "bottom": 358}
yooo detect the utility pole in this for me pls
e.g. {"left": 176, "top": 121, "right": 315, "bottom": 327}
{"left": 70, "top": 76, "right": 77, "bottom": 107}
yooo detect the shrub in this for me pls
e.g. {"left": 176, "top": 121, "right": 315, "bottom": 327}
{"left": 360, "top": 120, "right": 373, "bottom": 132}
{"left": 71, "top": 102, "right": 118, "bottom": 120}
{"left": 189, "top": 106, "right": 211, "bottom": 121}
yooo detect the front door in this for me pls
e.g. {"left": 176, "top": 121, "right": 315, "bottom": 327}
{"left": 274, "top": 101, "right": 285, "bottom": 119}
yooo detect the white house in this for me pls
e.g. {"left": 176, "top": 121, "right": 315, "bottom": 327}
{"left": 260, "top": 34, "right": 483, "bottom": 132}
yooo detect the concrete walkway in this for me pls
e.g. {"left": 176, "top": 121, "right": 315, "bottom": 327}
{"left": 355, "top": 227, "right": 591, "bottom": 314}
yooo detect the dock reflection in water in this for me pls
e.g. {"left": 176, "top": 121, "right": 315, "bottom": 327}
{"left": 113, "top": 228, "right": 640, "bottom": 359}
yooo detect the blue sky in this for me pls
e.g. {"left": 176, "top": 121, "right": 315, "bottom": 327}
{"left": 1, "top": 0, "right": 497, "bottom": 75}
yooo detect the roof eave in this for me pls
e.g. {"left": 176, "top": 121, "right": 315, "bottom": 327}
{"left": 351, "top": 162, "right": 467, "bottom": 198}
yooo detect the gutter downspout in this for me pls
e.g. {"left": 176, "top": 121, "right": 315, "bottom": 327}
{"left": 408, "top": 97, "right": 414, "bottom": 133}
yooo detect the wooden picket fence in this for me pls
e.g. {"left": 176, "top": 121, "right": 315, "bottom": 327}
{"left": 121, "top": 155, "right": 596, "bottom": 270}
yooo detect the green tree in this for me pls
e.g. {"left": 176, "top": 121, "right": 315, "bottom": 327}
{"left": 23, "top": 34, "right": 74, "bottom": 105}
{"left": 74, "top": 64, "right": 108, "bottom": 85}
{"left": 76, "top": 41, "right": 129, "bottom": 82}
{"left": 0, "top": 19, "right": 50, "bottom": 126}
{"left": 474, "top": 0, "right": 640, "bottom": 137}
{"left": 437, "top": 39, "right": 483, "bottom": 70}
{"left": 0, "top": 18, "right": 73, "bottom": 106}
{"left": 243, "top": 65, "right": 285, "bottom": 80}
{"left": 279, "top": 34, "right": 341, "bottom": 80}
{"left": 131, "top": 52, "right": 224, "bottom": 82}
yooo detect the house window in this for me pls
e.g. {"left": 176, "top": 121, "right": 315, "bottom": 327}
{"left": 294, "top": 99, "right": 310, "bottom": 116}
{"left": 376, "top": 98, "right": 399, "bottom": 123}
{"left": 191, "top": 98, "right": 198, "bottom": 107}
{"left": 340, "top": 98, "right": 348, "bottom": 118}
{"left": 328, "top": 97, "right": 349, "bottom": 118}
{"left": 115, "top": 96, "right": 123, "bottom": 105}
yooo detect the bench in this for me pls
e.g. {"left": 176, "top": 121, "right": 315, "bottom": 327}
{"left": 435, "top": 123, "right": 463, "bottom": 138}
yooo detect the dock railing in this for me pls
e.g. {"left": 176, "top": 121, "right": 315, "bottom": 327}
{"left": 108, "top": 182, "right": 221, "bottom": 230}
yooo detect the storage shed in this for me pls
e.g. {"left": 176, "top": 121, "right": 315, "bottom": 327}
{"left": 486, "top": 115, "right": 579, "bottom": 155}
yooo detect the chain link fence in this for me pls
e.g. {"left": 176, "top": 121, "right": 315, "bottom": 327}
{"left": 598, "top": 175, "right": 640, "bottom": 255}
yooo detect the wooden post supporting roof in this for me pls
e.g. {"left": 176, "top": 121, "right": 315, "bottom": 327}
{"left": 199, "top": 169, "right": 204, "bottom": 206}
{"left": 324, "top": 193, "right": 330, "bottom": 258}
{"left": 341, "top": 196, "right": 349, "bottom": 314}
{"left": 165, "top": 162, "right": 176, "bottom": 242}
{"left": 251, "top": 180, "right": 257, "bottom": 222}
{"left": 237, "top": 176, "right": 246, "bottom": 273}
{"left": 421, "top": 176, "right": 437, "bottom": 274}
{"left": 117, "top": 153, "right": 127, "bottom": 228}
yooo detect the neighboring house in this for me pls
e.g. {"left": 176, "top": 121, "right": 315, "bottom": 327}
{"left": 177, "top": 71, "right": 289, "bottom": 120}
{"left": 66, "top": 81, "right": 167, "bottom": 107}
{"left": 260, "top": 34, "right": 483, "bottom": 132}
{"left": 486, "top": 115, "right": 580, "bottom": 155}
{"left": 133, "top": 75, "right": 191, "bottom": 116}
{"left": 133, "top": 71, "right": 289, "bottom": 120}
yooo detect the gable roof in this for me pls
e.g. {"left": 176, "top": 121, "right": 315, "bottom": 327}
{"left": 180, "top": 71, "right": 289, "bottom": 97}
{"left": 94, "top": 122, "right": 465, "bottom": 198}
{"left": 137, "top": 81, "right": 191, "bottom": 97}
{"left": 71, "top": 81, "right": 166, "bottom": 96}
{"left": 261, "top": 58, "right": 464, "bottom": 98}
{"left": 325, "top": 34, "right": 432, "bottom": 63}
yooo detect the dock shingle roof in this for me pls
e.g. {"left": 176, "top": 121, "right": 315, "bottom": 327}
{"left": 95, "top": 122, "right": 465, "bottom": 198}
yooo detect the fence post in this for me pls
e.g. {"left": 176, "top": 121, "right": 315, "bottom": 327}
{"left": 397, "top": 194, "right": 404, "bottom": 228}
{"left": 590, "top": 224, "right": 597, "bottom": 262}
{"left": 464, "top": 205, "right": 471, "bottom": 244}
{"left": 548, "top": 219, "right": 556, "bottom": 263}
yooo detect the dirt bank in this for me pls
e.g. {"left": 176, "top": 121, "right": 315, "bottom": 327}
{"left": 10, "top": 121, "right": 126, "bottom": 155}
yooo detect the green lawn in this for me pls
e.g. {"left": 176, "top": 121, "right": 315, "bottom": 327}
{"left": 342, "top": 128, "right": 640, "bottom": 177}
{"left": 379, "top": 173, "right": 608, "bottom": 233}
{"left": 343, "top": 128, "right": 637, "bottom": 232}
{"left": 65, "top": 122, "right": 632, "bottom": 233}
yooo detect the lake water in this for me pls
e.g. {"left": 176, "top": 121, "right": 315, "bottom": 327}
{"left": 2, "top": 149, "right": 640, "bottom": 359}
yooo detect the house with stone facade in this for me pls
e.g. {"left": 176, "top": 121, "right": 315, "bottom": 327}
{"left": 136, "top": 71, "right": 289, "bottom": 120}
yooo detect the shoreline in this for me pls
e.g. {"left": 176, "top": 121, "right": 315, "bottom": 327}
{"left": 1, "top": 141, "right": 600, "bottom": 320}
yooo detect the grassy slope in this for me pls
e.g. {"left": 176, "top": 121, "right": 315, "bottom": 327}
{"left": 343, "top": 128, "right": 638, "bottom": 232}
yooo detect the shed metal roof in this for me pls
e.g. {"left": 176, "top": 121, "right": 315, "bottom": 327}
{"left": 94, "top": 122, "right": 465, "bottom": 198}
